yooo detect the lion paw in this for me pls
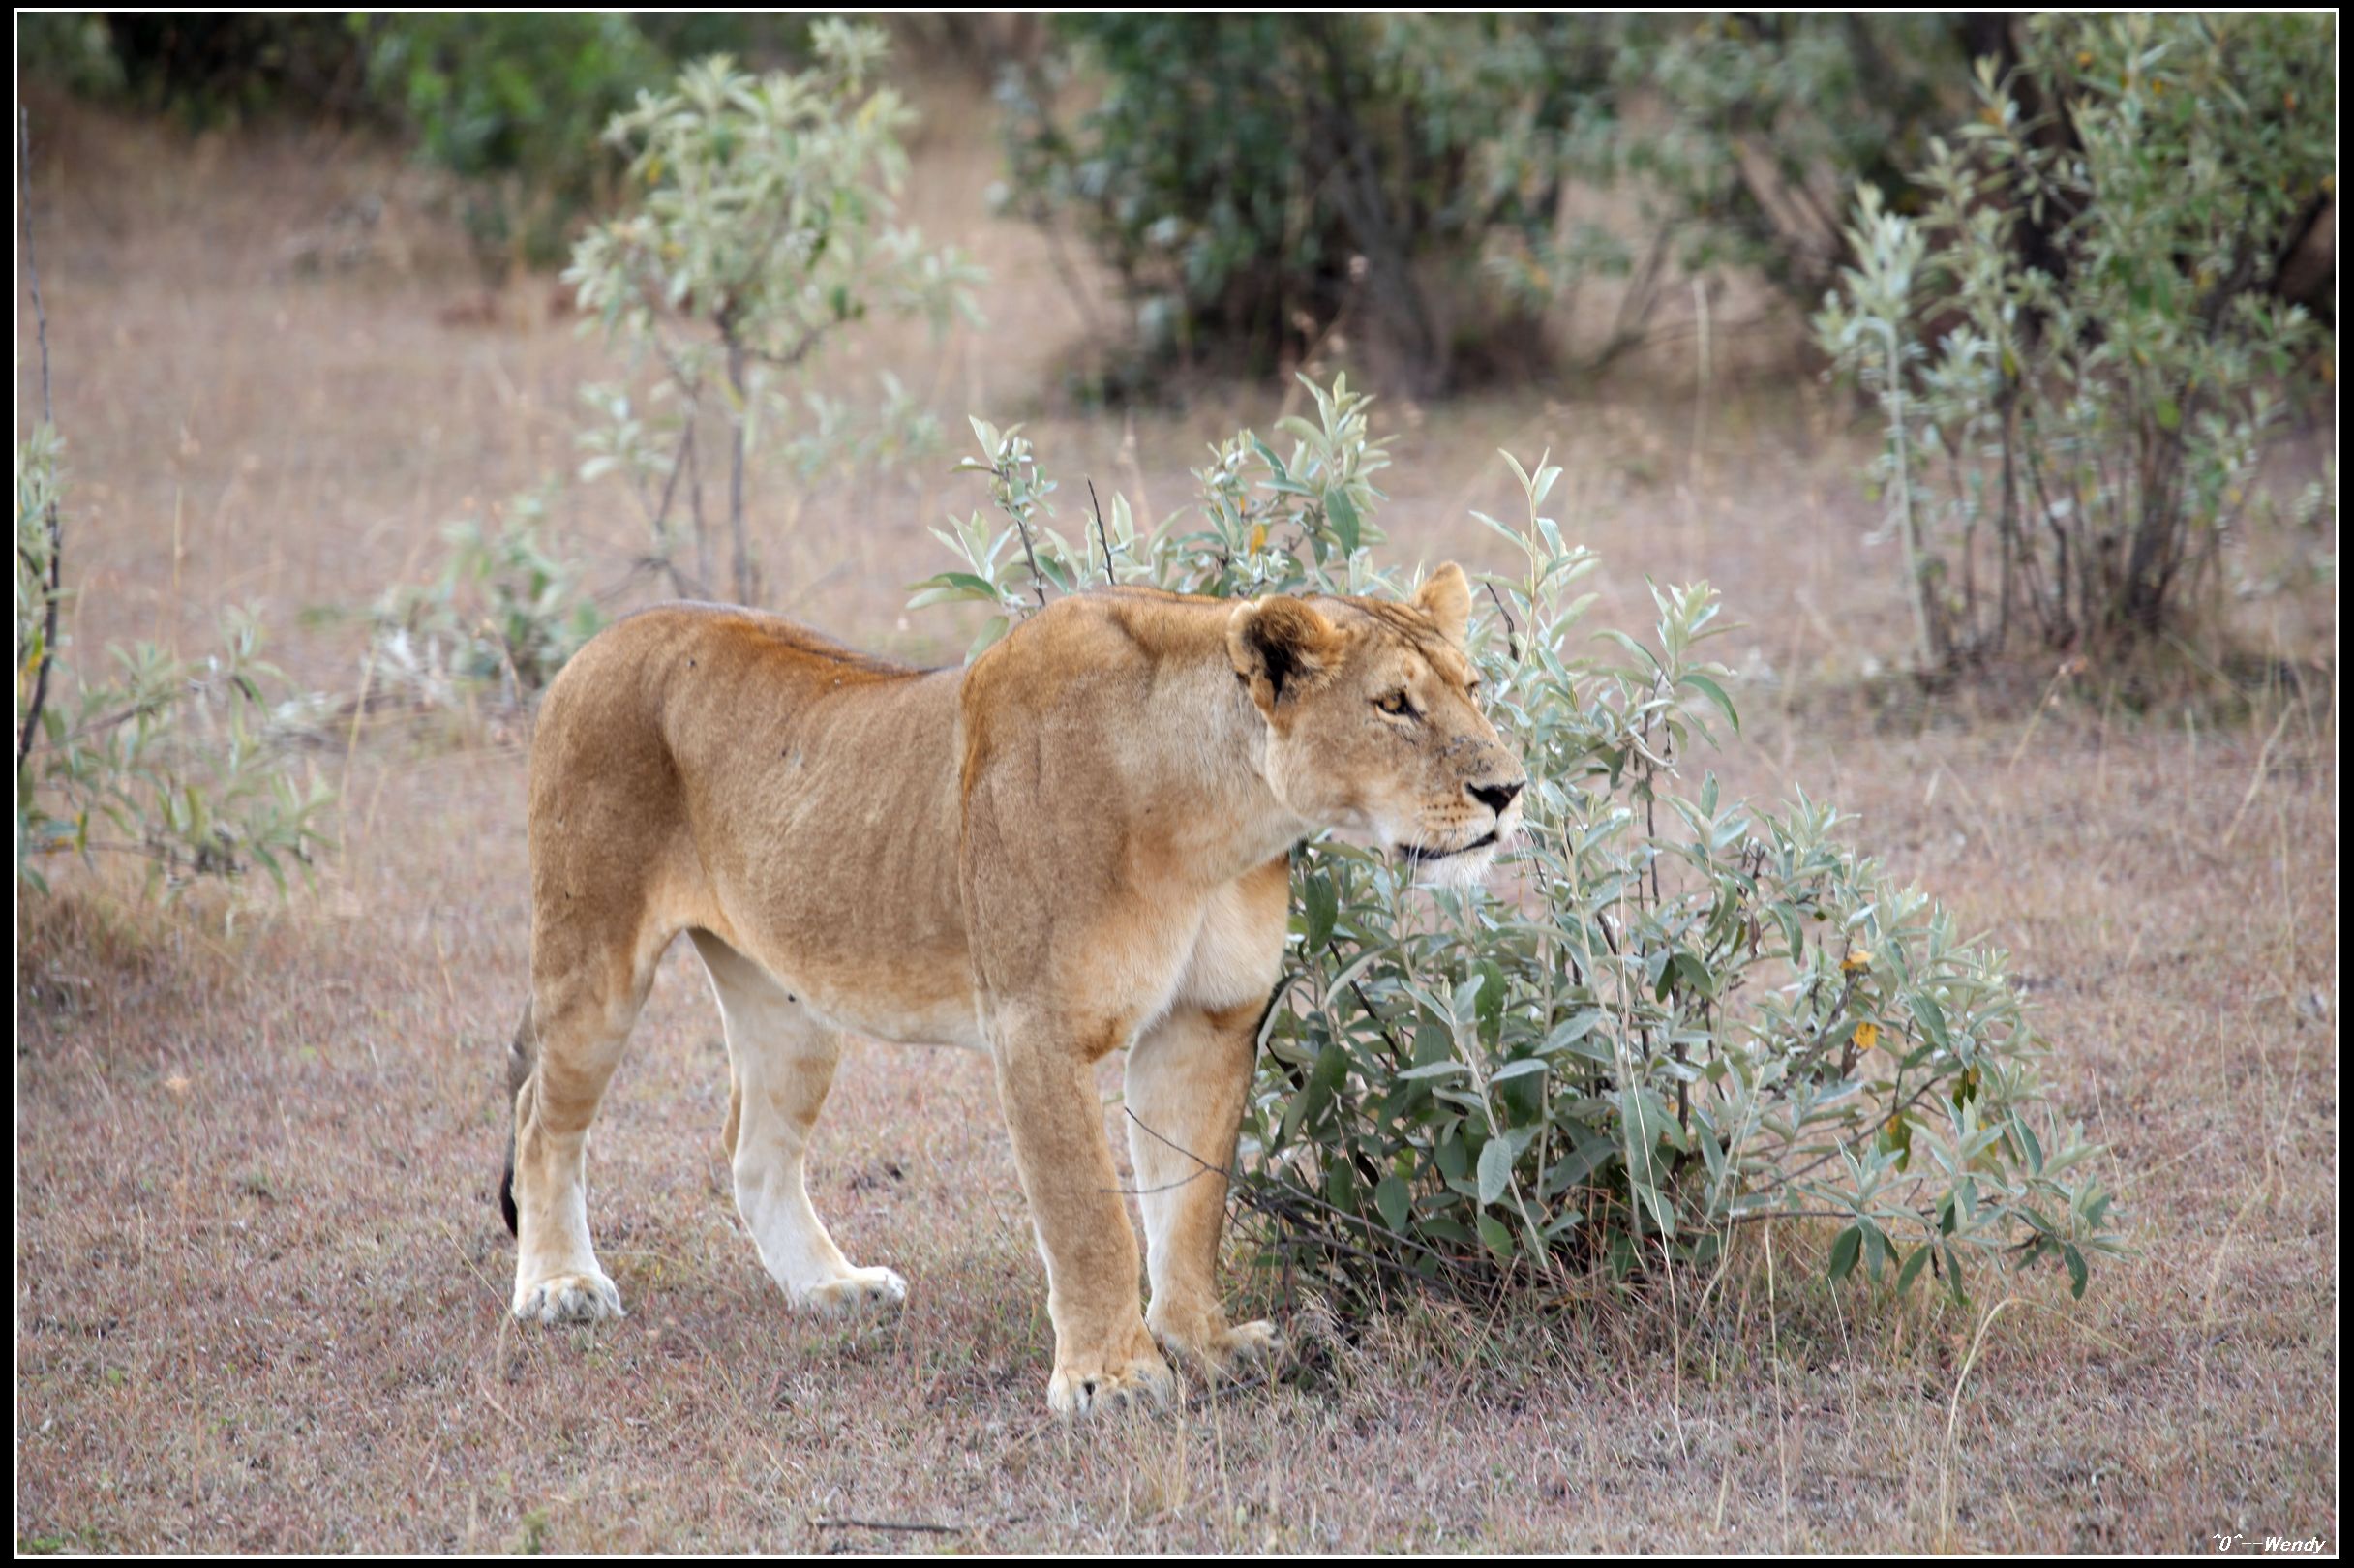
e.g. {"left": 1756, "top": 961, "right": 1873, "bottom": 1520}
{"left": 513, "top": 1268, "right": 625, "bottom": 1325}
{"left": 1153, "top": 1313, "right": 1286, "bottom": 1376}
{"left": 1046, "top": 1345, "right": 1175, "bottom": 1418}
{"left": 794, "top": 1266, "right": 908, "bottom": 1319}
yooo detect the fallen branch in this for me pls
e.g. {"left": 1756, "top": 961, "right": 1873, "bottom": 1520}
{"left": 808, "top": 1517, "right": 963, "bottom": 1535}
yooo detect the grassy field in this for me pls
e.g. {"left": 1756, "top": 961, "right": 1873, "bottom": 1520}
{"left": 15, "top": 78, "right": 2339, "bottom": 1553}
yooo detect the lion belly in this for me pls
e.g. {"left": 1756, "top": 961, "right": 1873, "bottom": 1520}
{"left": 673, "top": 660, "right": 980, "bottom": 1047}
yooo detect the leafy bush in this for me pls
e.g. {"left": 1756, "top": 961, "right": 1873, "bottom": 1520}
{"left": 1000, "top": 15, "right": 1976, "bottom": 389}
{"left": 16, "top": 433, "right": 332, "bottom": 898}
{"left": 357, "top": 13, "right": 670, "bottom": 273}
{"left": 1488, "top": 14, "right": 1970, "bottom": 362}
{"left": 566, "top": 24, "right": 982, "bottom": 606}
{"left": 999, "top": 15, "right": 1579, "bottom": 393}
{"left": 362, "top": 489, "right": 605, "bottom": 710}
{"left": 913, "top": 377, "right": 2122, "bottom": 1308}
{"left": 16, "top": 12, "right": 128, "bottom": 100}
{"left": 1814, "top": 13, "right": 2334, "bottom": 668}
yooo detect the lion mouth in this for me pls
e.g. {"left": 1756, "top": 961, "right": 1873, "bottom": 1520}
{"left": 1398, "top": 829, "right": 1499, "bottom": 866}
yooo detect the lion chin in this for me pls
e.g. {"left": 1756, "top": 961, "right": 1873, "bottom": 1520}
{"left": 1397, "top": 829, "right": 1509, "bottom": 890}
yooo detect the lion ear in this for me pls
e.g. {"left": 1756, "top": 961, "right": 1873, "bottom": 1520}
{"left": 1227, "top": 596, "right": 1341, "bottom": 713}
{"left": 1415, "top": 562, "right": 1471, "bottom": 648}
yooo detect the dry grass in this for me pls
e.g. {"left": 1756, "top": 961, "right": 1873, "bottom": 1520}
{"left": 15, "top": 77, "right": 2338, "bottom": 1553}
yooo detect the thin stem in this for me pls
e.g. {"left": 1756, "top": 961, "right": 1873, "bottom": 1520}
{"left": 1087, "top": 479, "right": 1114, "bottom": 587}
{"left": 723, "top": 326, "right": 754, "bottom": 605}
{"left": 17, "top": 107, "right": 62, "bottom": 769}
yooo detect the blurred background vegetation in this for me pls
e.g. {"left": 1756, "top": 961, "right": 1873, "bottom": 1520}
{"left": 21, "top": 13, "right": 2334, "bottom": 361}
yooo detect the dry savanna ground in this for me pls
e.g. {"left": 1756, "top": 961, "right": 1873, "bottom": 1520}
{"left": 15, "top": 76, "right": 2339, "bottom": 1553}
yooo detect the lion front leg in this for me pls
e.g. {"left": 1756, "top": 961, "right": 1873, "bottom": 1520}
{"left": 990, "top": 1015, "right": 1173, "bottom": 1417}
{"left": 1125, "top": 1000, "right": 1284, "bottom": 1375}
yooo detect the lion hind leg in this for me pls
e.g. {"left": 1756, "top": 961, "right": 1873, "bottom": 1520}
{"left": 508, "top": 934, "right": 659, "bottom": 1326}
{"left": 689, "top": 931, "right": 905, "bottom": 1319}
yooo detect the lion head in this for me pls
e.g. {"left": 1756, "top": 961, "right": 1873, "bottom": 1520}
{"left": 1227, "top": 562, "right": 1525, "bottom": 886}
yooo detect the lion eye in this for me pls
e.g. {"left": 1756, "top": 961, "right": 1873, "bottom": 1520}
{"left": 1375, "top": 690, "right": 1418, "bottom": 719}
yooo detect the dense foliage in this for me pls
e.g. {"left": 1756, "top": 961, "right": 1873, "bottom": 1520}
{"left": 1816, "top": 12, "right": 2335, "bottom": 667}
{"left": 914, "top": 378, "right": 2123, "bottom": 1307}
{"left": 355, "top": 13, "right": 669, "bottom": 271}
{"left": 998, "top": 15, "right": 1977, "bottom": 390}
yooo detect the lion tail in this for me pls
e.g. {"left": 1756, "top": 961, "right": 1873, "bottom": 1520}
{"left": 498, "top": 997, "right": 534, "bottom": 1236}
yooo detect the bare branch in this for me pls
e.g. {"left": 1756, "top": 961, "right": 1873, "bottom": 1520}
{"left": 16, "top": 107, "right": 63, "bottom": 769}
{"left": 1087, "top": 479, "right": 1115, "bottom": 587}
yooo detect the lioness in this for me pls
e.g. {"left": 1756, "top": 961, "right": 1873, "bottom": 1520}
{"left": 499, "top": 565, "right": 1524, "bottom": 1414}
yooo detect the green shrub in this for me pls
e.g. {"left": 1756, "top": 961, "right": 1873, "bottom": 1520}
{"left": 913, "top": 377, "right": 2122, "bottom": 1308}
{"left": 999, "top": 15, "right": 1581, "bottom": 394}
{"left": 1001, "top": 15, "right": 1975, "bottom": 390}
{"left": 1815, "top": 13, "right": 2334, "bottom": 668}
{"left": 565, "top": 24, "right": 982, "bottom": 606}
{"left": 363, "top": 488, "right": 605, "bottom": 709}
{"left": 16, "top": 13, "right": 127, "bottom": 99}
{"left": 357, "top": 13, "right": 670, "bottom": 273}
{"left": 1490, "top": 14, "right": 1969, "bottom": 360}
{"left": 15, "top": 433, "right": 333, "bottom": 898}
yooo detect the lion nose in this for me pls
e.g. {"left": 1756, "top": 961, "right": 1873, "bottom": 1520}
{"left": 1469, "top": 779, "right": 1524, "bottom": 815}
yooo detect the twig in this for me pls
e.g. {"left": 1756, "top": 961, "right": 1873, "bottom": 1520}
{"left": 1126, "top": 1104, "right": 1464, "bottom": 1278}
{"left": 1007, "top": 492, "right": 1050, "bottom": 611}
{"left": 809, "top": 1518, "right": 964, "bottom": 1536}
{"left": 27, "top": 837, "right": 173, "bottom": 863}
{"left": 723, "top": 330, "right": 755, "bottom": 605}
{"left": 1087, "top": 479, "right": 1115, "bottom": 587}
{"left": 1123, "top": 1106, "right": 1238, "bottom": 1183}
{"left": 17, "top": 106, "right": 62, "bottom": 767}
{"left": 2218, "top": 699, "right": 2295, "bottom": 850}
{"left": 643, "top": 423, "right": 694, "bottom": 566}
{"left": 1779, "top": 1075, "right": 1947, "bottom": 1185}
{"left": 1484, "top": 580, "right": 1522, "bottom": 662}
{"left": 17, "top": 110, "right": 52, "bottom": 430}
{"left": 1183, "top": 1369, "right": 1275, "bottom": 1408}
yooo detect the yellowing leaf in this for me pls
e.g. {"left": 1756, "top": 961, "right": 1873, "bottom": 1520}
{"left": 1249, "top": 523, "right": 1267, "bottom": 553}
{"left": 1843, "top": 950, "right": 1873, "bottom": 975}
{"left": 1855, "top": 1021, "right": 1881, "bottom": 1052}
